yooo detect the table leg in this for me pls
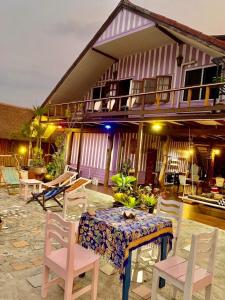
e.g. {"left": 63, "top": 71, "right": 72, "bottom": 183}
{"left": 159, "top": 236, "right": 167, "bottom": 288}
{"left": 122, "top": 252, "right": 132, "bottom": 300}
{"left": 24, "top": 184, "right": 29, "bottom": 201}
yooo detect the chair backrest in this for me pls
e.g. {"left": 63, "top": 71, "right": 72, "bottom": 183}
{"left": 1, "top": 167, "right": 20, "bottom": 184}
{"left": 47, "top": 171, "right": 77, "bottom": 187}
{"left": 185, "top": 229, "right": 218, "bottom": 291}
{"left": 44, "top": 212, "right": 76, "bottom": 271}
{"left": 179, "top": 175, "right": 187, "bottom": 186}
{"left": 63, "top": 191, "right": 88, "bottom": 219}
{"left": 65, "top": 177, "right": 91, "bottom": 193}
{"left": 156, "top": 197, "right": 183, "bottom": 254}
{"left": 216, "top": 177, "right": 224, "bottom": 188}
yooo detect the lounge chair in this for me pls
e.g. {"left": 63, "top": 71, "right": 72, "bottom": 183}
{"left": 0, "top": 166, "right": 20, "bottom": 194}
{"left": 27, "top": 185, "right": 70, "bottom": 211}
{"left": 65, "top": 177, "right": 91, "bottom": 193}
{"left": 42, "top": 170, "right": 77, "bottom": 188}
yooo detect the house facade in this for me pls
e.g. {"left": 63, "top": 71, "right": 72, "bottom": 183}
{"left": 43, "top": 0, "right": 225, "bottom": 185}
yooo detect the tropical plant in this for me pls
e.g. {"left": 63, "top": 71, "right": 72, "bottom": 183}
{"left": 111, "top": 173, "right": 136, "bottom": 193}
{"left": 21, "top": 105, "right": 47, "bottom": 167}
{"left": 46, "top": 134, "right": 66, "bottom": 178}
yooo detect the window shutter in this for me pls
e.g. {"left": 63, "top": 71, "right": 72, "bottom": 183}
{"left": 156, "top": 76, "right": 172, "bottom": 102}
{"left": 143, "top": 78, "right": 157, "bottom": 104}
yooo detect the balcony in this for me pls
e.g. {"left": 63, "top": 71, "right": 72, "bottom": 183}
{"left": 46, "top": 82, "right": 225, "bottom": 124}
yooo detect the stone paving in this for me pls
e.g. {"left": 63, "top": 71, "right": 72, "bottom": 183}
{"left": 0, "top": 186, "right": 225, "bottom": 300}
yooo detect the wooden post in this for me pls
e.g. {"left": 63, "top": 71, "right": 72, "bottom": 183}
{"left": 159, "top": 136, "right": 170, "bottom": 188}
{"left": 117, "top": 134, "right": 124, "bottom": 171}
{"left": 77, "top": 125, "right": 84, "bottom": 176}
{"left": 104, "top": 133, "right": 114, "bottom": 187}
{"left": 135, "top": 123, "right": 144, "bottom": 184}
{"left": 65, "top": 131, "right": 73, "bottom": 165}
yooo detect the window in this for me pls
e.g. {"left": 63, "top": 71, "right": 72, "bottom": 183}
{"left": 131, "top": 80, "right": 143, "bottom": 105}
{"left": 183, "top": 65, "right": 221, "bottom": 101}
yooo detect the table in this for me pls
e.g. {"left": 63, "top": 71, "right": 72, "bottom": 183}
{"left": 20, "top": 179, "right": 42, "bottom": 200}
{"left": 78, "top": 207, "right": 173, "bottom": 300}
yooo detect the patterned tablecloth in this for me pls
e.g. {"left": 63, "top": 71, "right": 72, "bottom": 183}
{"left": 78, "top": 207, "right": 173, "bottom": 277}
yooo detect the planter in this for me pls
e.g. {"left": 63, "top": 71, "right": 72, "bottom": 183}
{"left": 148, "top": 205, "right": 155, "bottom": 214}
{"left": 30, "top": 167, "right": 47, "bottom": 175}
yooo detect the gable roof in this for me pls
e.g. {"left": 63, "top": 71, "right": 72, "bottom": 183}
{"left": 0, "top": 102, "right": 33, "bottom": 140}
{"left": 42, "top": 0, "right": 225, "bottom": 107}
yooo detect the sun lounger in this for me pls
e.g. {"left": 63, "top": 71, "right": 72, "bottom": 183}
{"left": 65, "top": 177, "right": 91, "bottom": 193}
{"left": 0, "top": 166, "right": 20, "bottom": 194}
{"left": 42, "top": 170, "right": 77, "bottom": 188}
{"left": 27, "top": 185, "right": 70, "bottom": 211}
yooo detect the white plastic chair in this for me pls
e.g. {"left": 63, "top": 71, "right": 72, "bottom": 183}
{"left": 179, "top": 175, "right": 191, "bottom": 195}
{"left": 151, "top": 229, "right": 218, "bottom": 300}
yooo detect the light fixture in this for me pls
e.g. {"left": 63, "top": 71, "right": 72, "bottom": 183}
{"left": 104, "top": 124, "right": 111, "bottom": 130}
{"left": 58, "top": 125, "right": 62, "bottom": 129}
{"left": 18, "top": 146, "right": 27, "bottom": 155}
{"left": 212, "top": 149, "right": 220, "bottom": 156}
{"left": 151, "top": 123, "right": 162, "bottom": 132}
{"left": 176, "top": 55, "right": 183, "bottom": 67}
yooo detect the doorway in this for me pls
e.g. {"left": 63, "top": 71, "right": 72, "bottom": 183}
{"left": 145, "top": 149, "right": 157, "bottom": 185}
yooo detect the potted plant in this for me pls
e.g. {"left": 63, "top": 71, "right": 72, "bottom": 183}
{"left": 111, "top": 173, "right": 137, "bottom": 207}
{"left": 138, "top": 185, "right": 159, "bottom": 213}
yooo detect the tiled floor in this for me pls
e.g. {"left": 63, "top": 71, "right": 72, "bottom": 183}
{"left": 0, "top": 186, "right": 224, "bottom": 300}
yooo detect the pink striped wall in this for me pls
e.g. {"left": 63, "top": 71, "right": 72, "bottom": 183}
{"left": 85, "top": 43, "right": 214, "bottom": 102}
{"left": 70, "top": 132, "right": 190, "bottom": 184}
{"left": 95, "top": 8, "right": 154, "bottom": 46}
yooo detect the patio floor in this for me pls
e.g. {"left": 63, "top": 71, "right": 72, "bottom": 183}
{"left": 0, "top": 186, "right": 225, "bottom": 300}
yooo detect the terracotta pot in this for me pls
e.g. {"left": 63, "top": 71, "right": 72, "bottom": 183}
{"left": 29, "top": 167, "right": 47, "bottom": 176}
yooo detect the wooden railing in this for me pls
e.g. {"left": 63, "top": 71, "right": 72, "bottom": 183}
{"left": 46, "top": 82, "right": 225, "bottom": 122}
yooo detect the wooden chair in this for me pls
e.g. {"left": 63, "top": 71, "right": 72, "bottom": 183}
{"left": 63, "top": 191, "right": 88, "bottom": 241}
{"left": 136, "top": 198, "right": 183, "bottom": 267}
{"left": 41, "top": 212, "right": 100, "bottom": 300}
{"left": 43, "top": 171, "right": 78, "bottom": 189}
{"left": 0, "top": 166, "right": 20, "bottom": 194}
{"left": 156, "top": 198, "right": 183, "bottom": 255}
{"left": 151, "top": 229, "right": 218, "bottom": 300}
{"left": 179, "top": 175, "right": 191, "bottom": 196}
{"left": 65, "top": 177, "right": 91, "bottom": 193}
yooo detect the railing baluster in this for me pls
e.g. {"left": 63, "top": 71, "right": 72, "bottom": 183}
{"left": 187, "top": 89, "right": 192, "bottom": 108}
{"left": 170, "top": 91, "right": 175, "bottom": 108}
{"left": 204, "top": 86, "right": 210, "bottom": 106}
{"left": 156, "top": 93, "right": 160, "bottom": 108}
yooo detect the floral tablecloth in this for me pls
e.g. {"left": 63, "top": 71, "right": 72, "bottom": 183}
{"left": 78, "top": 207, "right": 173, "bottom": 277}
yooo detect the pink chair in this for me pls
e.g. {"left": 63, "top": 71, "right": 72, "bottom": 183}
{"left": 151, "top": 229, "right": 218, "bottom": 300}
{"left": 41, "top": 212, "right": 100, "bottom": 300}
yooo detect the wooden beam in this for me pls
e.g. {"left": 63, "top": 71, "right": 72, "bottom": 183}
{"left": 92, "top": 48, "right": 119, "bottom": 62}
{"left": 159, "top": 136, "right": 170, "bottom": 188}
{"left": 104, "top": 133, "right": 114, "bottom": 187}
{"left": 76, "top": 125, "right": 84, "bottom": 176}
{"left": 65, "top": 131, "right": 73, "bottom": 165}
{"left": 134, "top": 123, "right": 144, "bottom": 183}
{"left": 155, "top": 24, "right": 184, "bottom": 44}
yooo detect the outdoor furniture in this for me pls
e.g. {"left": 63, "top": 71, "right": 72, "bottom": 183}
{"left": 42, "top": 170, "right": 78, "bottom": 188}
{"left": 65, "top": 177, "right": 91, "bottom": 193}
{"left": 151, "top": 229, "right": 218, "bottom": 300}
{"left": 27, "top": 185, "right": 70, "bottom": 210}
{"left": 136, "top": 198, "right": 183, "bottom": 269}
{"left": 20, "top": 178, "right": 42, "bottom": 200}
{"left": 178, "top": 175, "right": 191, "bottom": 195}
{"left": 78, "top": 207, "right": 173, "bottom": 300}
{"left": 0, "top": 166, "right": 20, "bottom": 194}
{"left": 41, "top": 212, "right": 100, "bottom": 300}
{"left": 63, "top": 191, "right": 88, "bottom": 241}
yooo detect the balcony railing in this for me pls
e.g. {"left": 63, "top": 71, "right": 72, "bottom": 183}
{"left": 46, "top": 82, "right": 225, "bottom": 123}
